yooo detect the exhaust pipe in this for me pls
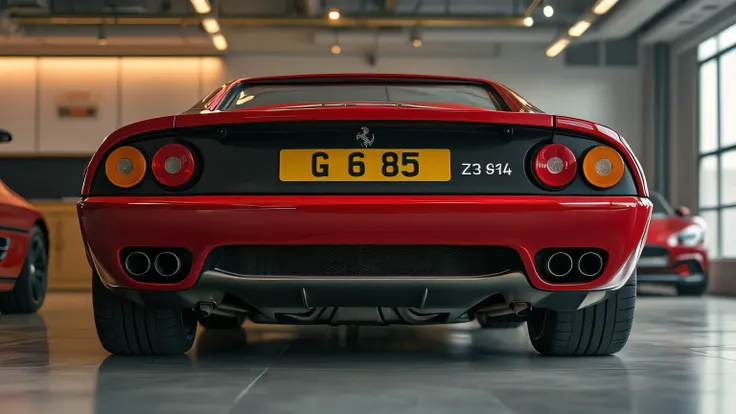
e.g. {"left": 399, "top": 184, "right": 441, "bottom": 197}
{"left": 154, "top": 252, "right": 182, "bottom": 277}
{"left": 124, "top": 251, "right": 151, "bottom": 276}
{"left": 546, "top": 252, "right": 573, "bottom": 277}
{"left": 578, "top": 252, "right": 604, "bottom": 277}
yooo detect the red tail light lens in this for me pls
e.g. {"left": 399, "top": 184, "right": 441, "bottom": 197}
{"left": 533, "top": 144, "right": 577, "bottom": 188}
{"left": 152, "top": 144, "right": 196, "bottom": 187}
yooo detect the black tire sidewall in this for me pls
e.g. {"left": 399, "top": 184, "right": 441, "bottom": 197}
{"left": 12, "top": 225, "right": 48, "bottom": 313}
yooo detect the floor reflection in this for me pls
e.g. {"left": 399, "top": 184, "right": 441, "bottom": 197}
{"left": 0, "top": 293, "right": 735, "bottom": 413}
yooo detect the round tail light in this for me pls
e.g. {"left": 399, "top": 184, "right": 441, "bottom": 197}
{"left": 105, "top": 146, "right": 146, "bottom": 188}
{"left": 532, "top": 143, "right": 577, "bottom": 188}
{"left": 152, "top": 144, "right": 196, "bottom": 187}
{"left": 582, "top": 146, "right": 625, "bottom": 189}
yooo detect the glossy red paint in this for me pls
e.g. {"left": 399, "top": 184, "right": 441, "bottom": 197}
{"left": 0, "top": 180, "right": 44, "bottom": 290}
{"left": 555, "top": 116, "right": 648, "bottom": 197}
{"left": 644, "top": 215, "right": 709, "bottom": 273}
{"left": 78, "top": 195, "right": 652, "bottom": 292}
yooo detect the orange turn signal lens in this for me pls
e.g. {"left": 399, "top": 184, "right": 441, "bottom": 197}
{"left": 105, "top": 146, "right": 146, "bottom": 188}
{"left": 582, "top": 146, "right": 625, "bottom": 189}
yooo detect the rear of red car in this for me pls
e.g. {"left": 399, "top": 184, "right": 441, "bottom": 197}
{"left": 637, "top": 192, "right": 708, "bottom": 295}
{"left": 78, "top": 74, "right": 651, "bottom": 357}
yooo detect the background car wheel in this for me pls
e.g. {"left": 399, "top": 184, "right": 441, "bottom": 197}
{"left": 526, "top": 272, "right": 636, "bottom": 356}
{"left": 92, "top": 270, "right": 197, "bottom": 356}
{"left": 199, "top": 314, "right": 246, "bottom": 329}
{"left": 477, "top": 313, "right": 525, "bottom": 329}
{"left": 676, "top": 279, "right": 708, "bottom": 296}
{"left": 0, "top": 225, "right": 48, "bottom": 314}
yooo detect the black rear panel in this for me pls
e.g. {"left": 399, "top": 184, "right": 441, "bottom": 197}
{"left": 210, "top": 245, "right": 523, "bottom": 277}
{"left": 89, "top": 121, "right": 639, "bottom": 196}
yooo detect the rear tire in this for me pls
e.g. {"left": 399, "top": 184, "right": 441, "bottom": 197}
{"left": 526, "top": 272, "right": 636, "bottom": 356}
{"left": 0, "top": 225, "right": 48, "bottom": 314}
{"left": 199, "top": 314, "right": 246, "bottom": 329}
{"left": 92, "top": 271, "right": 197, "bottom": 356}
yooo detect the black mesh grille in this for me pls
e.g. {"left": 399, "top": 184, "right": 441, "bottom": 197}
{"left": 211, "top": 245, "right": 523, "bottom": 277}
{"left": 641, "top": 245, "right": 669, "bottom": 258}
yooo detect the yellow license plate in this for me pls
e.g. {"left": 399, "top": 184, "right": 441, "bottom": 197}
{"left": 279, "top": 149, "right": 451, "bottom": 182}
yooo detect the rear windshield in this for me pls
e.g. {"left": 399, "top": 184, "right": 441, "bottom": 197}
{"left": 217, "top": 83, "right": 501, "bottom": 111}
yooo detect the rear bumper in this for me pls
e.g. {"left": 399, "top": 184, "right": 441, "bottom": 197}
{"left": 79, "top": 195, "right": 651, "bottom": 295}
{"left": 112, "top": 269, "right": 614, "bottom": 323}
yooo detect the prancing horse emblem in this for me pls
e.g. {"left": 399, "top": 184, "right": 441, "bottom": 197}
{"left": 356, "top": 127, "right": 375, "bottom": 148}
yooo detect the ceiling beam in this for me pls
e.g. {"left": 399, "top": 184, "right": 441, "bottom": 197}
{"left": 11, "top": 15, "right": 527, "bottom": 28}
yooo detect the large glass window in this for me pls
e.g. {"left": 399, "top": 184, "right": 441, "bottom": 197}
{"left": 698, "top": 22, "right": 736, "bottom": 258}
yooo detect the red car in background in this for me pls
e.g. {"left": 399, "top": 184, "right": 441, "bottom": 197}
{"left": 78, "top": 73, "right": 652, "bottom": 357}
{"left": 0, "top": 129, "right": 49, "bottom": 314}
{"left": 637, "top": 192, "right": 708, "bottom": 295}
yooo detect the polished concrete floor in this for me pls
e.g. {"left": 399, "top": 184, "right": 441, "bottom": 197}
{"left": 1, "top": 288, "right": 736, "bottom": 413}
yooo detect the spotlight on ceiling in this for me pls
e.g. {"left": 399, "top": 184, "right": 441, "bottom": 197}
{"left": 543, "top": 5, "right": 554, "bottom": 18}
{"left": 523, "top": 16, "right": 534, "bottom": 27}
{"left": 410, "top": 30, "right": 422, "bottom": 47}
{"left": 331, "top": 44, "right": 341, "bottom": 54}
{"left": 97, "top": 25, "right": 107, "bottom": 46}
{"left": 328, "top": 9, "right": 341, "bottom": 20}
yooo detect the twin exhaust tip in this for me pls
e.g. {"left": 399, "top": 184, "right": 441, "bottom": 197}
{"left": 546, "top": 251, "right": 603, "bottom": 279}
{"left": 124, "top": 251, "right": 182, "bottom": 277}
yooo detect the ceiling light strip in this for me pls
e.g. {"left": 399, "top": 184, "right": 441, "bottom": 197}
{"left": 568, "top": 20, "right": 591, "bottom": 37}
{"left": 593, "top": 0, "right": 619, "bottom": 15}
{"left": 189, "top": 0, "right": 226, "bottom": 51}
{"left": 190, "top": 0, "right": 212, "bottom": 14}
{"left": 546, "top": 0, "right": 620, "bottom": 57}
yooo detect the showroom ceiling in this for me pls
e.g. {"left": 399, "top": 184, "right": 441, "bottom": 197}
{"left": 0, "top": 0, "right": 733, "bottom": 54}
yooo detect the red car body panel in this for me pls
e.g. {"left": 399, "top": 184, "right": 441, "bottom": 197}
{"left": 79, "top": 195, "right": 651, "bottom": 292}
{"left": 0, "top": 180, "right": 43, "bottom": 291}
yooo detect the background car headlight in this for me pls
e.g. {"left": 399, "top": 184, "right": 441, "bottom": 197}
{"left": 667, "top": 224, "right": 705, "bottom": 247}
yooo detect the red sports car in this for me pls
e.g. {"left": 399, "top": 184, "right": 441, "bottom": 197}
{"left": 0, "top": 129, "right": 49, "bottom": 314}
{"left": 636, "top": 192, "right": 708, "bottom": 295}
{"left": 78, "top": 74, "right": 652, "bottom": 356}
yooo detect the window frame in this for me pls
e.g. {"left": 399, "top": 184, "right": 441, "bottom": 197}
{"left": 698, "top": 27, "right": 736, "bottom": 258}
